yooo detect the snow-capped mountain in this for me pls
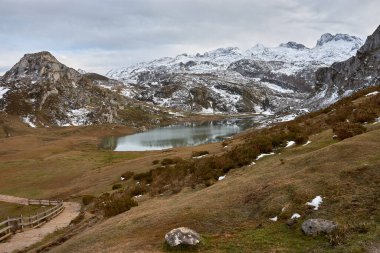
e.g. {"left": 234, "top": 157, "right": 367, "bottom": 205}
{"left": 107, "top": 33, "right": 363, "bottom": 114}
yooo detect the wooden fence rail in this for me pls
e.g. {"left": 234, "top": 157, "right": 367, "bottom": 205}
{"left": 0, "top": 199, "right": 64, "bottom": 242}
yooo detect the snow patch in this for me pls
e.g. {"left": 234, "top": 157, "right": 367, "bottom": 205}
{"left": 193, "top": 154, "right": 208, "bottom": 159}
{"left": 291, "top": 213, "right": 301, "bottom": 219}
{"left": 372, "top": 117, "right": 380, "bottom": 124}
{"left": 269, "top": 216, "right": 278, "bottom": 222}
{"left": 306, "top": 196, "right": 323, "bottom": 210}
{"left": 303, "top": 140, "right": 311, "bottom": 146}
{"left": 200, "top": 107, "right": 214, "bottom": 114}
{"left": 285, "top": 141, "right": 295, "bottom": 148}
{"left": 22, "top": 115, "right": 37, "bottom": 128}
{"left": 277, "top": 114, "right": 297, "bottom": 122}
{"left": 256, "top": 152, "right": 275, "bottom": 160}
{"left": 365, "top": 91, "right": 379, "bottom": 97}
{"left": 0, "top": 87, "right": 10, "bottom": 99}
{"left": 67, "top": 108, "right": 90, "bottom": 126}
{"left": 261, "top": 81, "right": 293, "bottom": 93}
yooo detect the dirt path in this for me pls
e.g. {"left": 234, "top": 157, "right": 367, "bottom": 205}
{"left": 0, "top": 194, "right": 29, "bottom": 205}
{"left": 0, "top": 200, "right": 81, "bottom": 253}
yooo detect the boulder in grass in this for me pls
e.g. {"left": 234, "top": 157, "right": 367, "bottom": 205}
{"left": 165, "top": 227, "right": 201, "bottom": 247}
{"left": 302, "top": 218, "right": 338, "bottom": 236}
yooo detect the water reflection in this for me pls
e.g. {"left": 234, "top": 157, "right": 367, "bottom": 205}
{"left": 103, "top": 118, "right": 257, "bottom": 151}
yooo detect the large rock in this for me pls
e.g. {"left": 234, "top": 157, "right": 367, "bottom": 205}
{"left": 165, "top": 227, "right": 201, "bottom": 247}
{"left": 302, "top": 218, "right": 338, "bottom": 236}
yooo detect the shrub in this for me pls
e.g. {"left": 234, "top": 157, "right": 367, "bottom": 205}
{"left": 133, "top": 170, "right": 153, "bottom": 183}
{"left": 121, "top": 171, "right": 134, "bottom": 181}
{"left": 332, "top": 122, "right": 366, "bottom": 140}
{"left": 82, "top": 195, "right": 95, "bottom": 205}
{"left": 161, "top": 157, "right": 183, "bottom": 165}
{"left": 326, "top": 106, "right": 354, "bottom": 125}
{"left": 269, "top": 132, "right": 288, "bottom": 147}
{"left": 129, "top": 184, "right": 148, "bottom": 196}
{"left": 294, "top": 134, "right": 309, "bottom": 145}
{"left": 112, "top": 184, "right": 122, "bottom": 190}
{"left": 250, "top": 136, "right": 273, "bottom": 153}
{"left": 351, "top": 108, "right": 377, "bottom": 123}
{"left": 191, "top": 150, "right": 209, "bottom": 157}
{"left": 101, "top": 192, "right": 138, "bottom": 217}
{"left": 152, "top": 160, "right": 159, "bottom": 165}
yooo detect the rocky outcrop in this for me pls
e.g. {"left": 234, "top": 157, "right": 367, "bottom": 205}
{"left": 302, "top": 219, "right": 338, "bottom": 236}
{"left": 165, "top": 227, "right": 201, "bottom": 247}
{"left": 316, "top": 33, "right": 362, "bottom": 48}
{"left": 312, "top": 25, "right": 380, "bottom": 108}
{"left": 279, "top": 41, "right": 308, "bottom": 50}
{"left": 0, "top": 52, "right": 166, "bottom": 127}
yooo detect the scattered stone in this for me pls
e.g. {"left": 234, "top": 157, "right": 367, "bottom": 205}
{"left": 302, "top": 218, "right": 338, "bottom": 236}
{"left": 165, "top": 227, "right": 201, "bottom": 247}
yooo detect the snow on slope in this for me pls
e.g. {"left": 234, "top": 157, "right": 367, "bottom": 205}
{"left": 106, "top": 33, "right": 363, "bottom": 114}
{"left": 108, "top": 34, "right": 362, "bottom": 82}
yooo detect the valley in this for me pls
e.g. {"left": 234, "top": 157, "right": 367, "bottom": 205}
{"left": 0, "top": 22, "right": 378, "bottom": 253}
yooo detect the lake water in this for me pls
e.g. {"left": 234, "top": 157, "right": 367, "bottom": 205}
{"left": 102, "top": 118, "right": 257, "bottom": 151}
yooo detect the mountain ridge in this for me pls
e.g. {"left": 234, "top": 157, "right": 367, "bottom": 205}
{"left": 106, "top": 32, "right": 364, "bottom": 115}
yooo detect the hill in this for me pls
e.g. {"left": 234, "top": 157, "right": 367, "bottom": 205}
{"left": 0, "top": 52, "right": 172, "bottom": 128}
{"left": 10, "top": 85, "right": 378, "bottom": 253}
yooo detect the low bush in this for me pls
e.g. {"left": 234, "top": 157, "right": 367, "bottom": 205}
{"left": 191, "top": 150, "right": 209, "bottom": 157}
{"left": 96, "top": 192, "right": 138, "bottom": 217}
{"left": 112, "top": 184, "right": 122, "bottom": 190}
{"left": 332, "top": 122, "right": 366, "bottom": 140}
{"left": 294, "top": 134, "right": 309, "bottom": 145}
{"left": 152, "top": 160, "right": 160, "bottom": 165}
{"left": 161, "top": 157, "right": 183, "bottom": 165}
{"left": 249, "top": 136, "right": 273, "bottom": 153}
{"left": 129, "top": 184, "right": 148, "bottom": 196}
{"left": 133, "top": 170, "right": 153, "bottom": 183}
{"left": 351, "top": 108, "right": 377, "bottom": 123}
{"left": 82, "top": 195, "right": 95, "bottom": 205}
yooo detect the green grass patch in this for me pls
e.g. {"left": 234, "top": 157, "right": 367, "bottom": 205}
{"left": 202, "top": 223, "right": 330, "bottom": 253}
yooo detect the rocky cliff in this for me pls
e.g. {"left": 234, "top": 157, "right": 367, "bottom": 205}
{"left": 311, "top": 25, "right": 380, "bottom": 107}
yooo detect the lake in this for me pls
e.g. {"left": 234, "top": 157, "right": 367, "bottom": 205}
{"left": 102, "top": 118, "right": 258, "bottom": 151}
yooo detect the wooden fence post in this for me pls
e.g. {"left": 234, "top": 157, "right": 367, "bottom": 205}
{"left": 20, "top": 214, "right": 23, "bottom": 232}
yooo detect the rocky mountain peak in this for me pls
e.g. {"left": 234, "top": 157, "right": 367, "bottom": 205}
{"left": 205, "top": 47, "right": 241, "bottom": 56}
{"left": 316, "top": 33, "right": 362, "bottom": 47}
{"left": 357, "top": 25, "right": 380, "bottom": 54}
{"left": 279, "top": 41, "right": 308, "bottom": 50}
{"left": 2, "top": 51, "right": 81, "bottom": 84}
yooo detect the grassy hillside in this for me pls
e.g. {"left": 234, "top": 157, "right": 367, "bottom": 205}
{"left": 44, "top": 87, "right": 380, "bottom": 253}
{"left": 48, "top": 126, "right": 380, "bottom": 253}
{"left": 0, "top": 86, "right": 379, "bottom": 252}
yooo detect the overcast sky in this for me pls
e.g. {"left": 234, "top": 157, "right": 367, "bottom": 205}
{"left": 0, "top": 0, "right": 379, "bottom": 75}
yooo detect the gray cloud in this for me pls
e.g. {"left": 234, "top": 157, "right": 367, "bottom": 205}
{"left": 0, "top": 0, "right": 378, "bottom": 75}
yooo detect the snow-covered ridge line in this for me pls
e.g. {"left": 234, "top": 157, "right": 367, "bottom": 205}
{"left": 107, "top": 33, "right": 362, "bottom": 81}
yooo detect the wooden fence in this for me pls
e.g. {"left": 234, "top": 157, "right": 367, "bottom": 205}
{"left": 0, "top": 199, "right": 64, "bottom": 242}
